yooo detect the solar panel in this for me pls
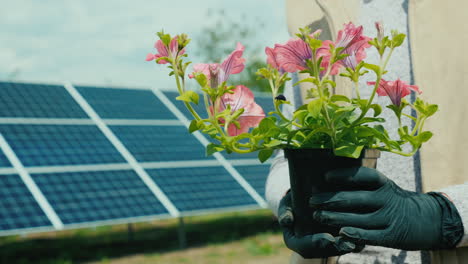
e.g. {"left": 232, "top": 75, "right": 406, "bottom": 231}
{"left": 0, "top": 81, "right": 269, "bottom": 237}
{"left": 0, "top": 82, "right": 88, "bottom": 118}
{"left": 0, "top": 149, "right": 11, "bottom": 167}
{"left": 76, "top": 86, "right": 177, "bottom": 120}
{"left": 31, "top": 170, "right": 169, "bottom": 224}
{"left": 146, "top": 167, "right": 257, "bottom": 212}
{"left": 233, "top": 165, "right": 270, "bottom": 198}
{"left": 0, "top": 174, "right": 52, "bottom": 231}
{"left": 0, "top": 124, "right": 126, "bottom": 166}
{"left": 110, "top": 125, "right": 215, "bottom": 162}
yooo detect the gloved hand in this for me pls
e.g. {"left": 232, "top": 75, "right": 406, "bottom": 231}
{"left": 310, "top": 167, "right": 464, "bottom": 250}
{"left": 278, "top": 191, "right": 364, "bottom": 258}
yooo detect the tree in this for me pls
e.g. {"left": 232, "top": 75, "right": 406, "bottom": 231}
{"left": 195, "top": 9, "right": 270, "bottom": 93}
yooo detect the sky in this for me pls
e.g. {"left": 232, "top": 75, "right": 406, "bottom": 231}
{"left": 0, "top": 0, "right": 290, "bottom": 90}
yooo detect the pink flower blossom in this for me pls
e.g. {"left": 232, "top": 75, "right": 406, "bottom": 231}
{"left": 317, "top": 23, "right": 371, "bottom": 72}
{"left": 368, "top": 79, "right": 422, "bottom": 106}
{"left": 146, "top": 37, "right": 185, "bottom": 64}
{"left": 189, "top": 43, "right": 245, "bottom": 87}
{"left": 274, "top": 38, "right": 312, "bottom": 72}
{"left": 335, "top": 22, "right": 366, "bottom": 49}
{"left": 341, "top": 38, "right": 371, "bottom": 69}
{"left": 265, "top": 46, "right": 284, "bottom": 73}
{"left": 217, "top": 85, "right": 265, "bottom": 136}
{"left": 316, "top": 40, "right": 343, "bottom": 76}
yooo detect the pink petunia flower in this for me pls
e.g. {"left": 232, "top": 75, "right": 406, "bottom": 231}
{"left": 274, "top": 38, "right": 312, "bottom": 73}
{"left": 189, "top": 43, "right": 245, "bottom": 88}
{"left": 316, "top": 40, "right": 343, "bottom": 76}
{"left": 265, "top": 46, "right": 285, "bottom": 73}
{"left": 217, "top": 85, "right": 265, "bottom": 136}
{"left": 318, "top": 23, "right": 371, "bottom": 72}
{"left": 368, "top": 79, "right": 422, "bottom": 106}
{"left": 146, "top": 37, "right": 185, "bottom": 64}
{"left": 341, "top": 38, "right": 371, "bottom": 69}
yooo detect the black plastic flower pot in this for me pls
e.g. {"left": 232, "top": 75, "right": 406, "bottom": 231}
{"left": 284, "top": 148, "right": 380, "bottom": 237}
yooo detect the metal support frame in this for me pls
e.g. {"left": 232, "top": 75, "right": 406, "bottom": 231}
{"left": 177, "top": 217, "right": 187, "bottom": 249}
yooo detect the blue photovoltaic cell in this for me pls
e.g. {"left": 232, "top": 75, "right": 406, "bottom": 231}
{"left": 31, "top": 170, "right": 168, "bottom": 224}
{"left": 0, "top": 125, "right": 125, "bottom": 166}
{"left": 234, "top": 165, "right": 271, "bottom": 198}
{"left": 0, "top": 149, "right": 11, "bottom": 167}
{"left": 110, "top": 125, "right": 215, "bottom": 162}
{"left": 0, "top": 82, "right": 88, "bottom": 118}
{"left": 76, "top": 86, "right": 176, "bottom": 120}
{"left": 0, "top": 174, "right": 52, "bottom": 231}
{"left": 146, "top": 167, "right": 257, "bottom": 212}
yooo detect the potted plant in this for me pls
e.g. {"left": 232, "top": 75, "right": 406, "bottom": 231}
{"left": 146, "top": 22, "right": 438, "bottom": 237}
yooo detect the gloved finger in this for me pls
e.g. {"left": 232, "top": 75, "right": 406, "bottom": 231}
{"left": 278, "top": 192, "right": 293, "bottom": 227}
{"left": 309, "top": 191, "right": 382, "bottom": 212}
{"left": 314, "top": 210, "right": 387, "bottom": 229}
{"left": 339, "top": 226, "right": 387, "bottom": 246}
{"left": 325, "top": 167, "right": 388, "bottom": 191}
{"left": 282, "top": 226, "right": 357, "bottom": 258}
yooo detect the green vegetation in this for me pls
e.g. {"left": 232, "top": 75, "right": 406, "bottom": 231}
{"left": 0, "top": 210, "right": 288, "bottom": 264}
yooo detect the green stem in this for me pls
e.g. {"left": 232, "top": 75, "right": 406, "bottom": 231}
{"left": 351, "top": 48, "right": 395, "bottom": 127}
{"left": 231, "top": 144, "right": 255, "bottom": 154}
{"left": 388, "top": 148, "right": 418, "bottom": 157}
{"left": 354, "top": 81, "right": 361, "bottom": 100}
{"left": 173, "top": 61, "right": 202, "bottom": 121}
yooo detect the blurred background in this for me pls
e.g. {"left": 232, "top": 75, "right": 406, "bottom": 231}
{"left": 0, "top": 0, "right": 291, "bottom": 263}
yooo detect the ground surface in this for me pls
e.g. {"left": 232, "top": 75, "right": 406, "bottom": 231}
{"left": 0, "top": 210, "right": 291, "bottom": 264}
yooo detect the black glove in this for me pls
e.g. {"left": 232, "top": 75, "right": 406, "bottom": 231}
{"left": 310, "top": 167, "right": 464, "bottom": 250}
{"left": 278, "top": 192, "right": 364, "bottom": 258}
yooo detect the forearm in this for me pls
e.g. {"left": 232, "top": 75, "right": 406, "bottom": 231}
{"left": 265, "top": 150, "right": 291, "bottom": 217}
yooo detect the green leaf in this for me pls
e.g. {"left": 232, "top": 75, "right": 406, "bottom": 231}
{"left": 259, "top": 117, "right": 276, "bottom": 134}
{"left": 353, "top": 117, "right": 385, "bottom": 125}
{"left": 176, "top": 90, "right": 199, "bottom": 105}
{"left": 307, "top": 99, "right": 323, "bottom": 119}
{"left": 194, "top": 72, "right": 207, "bottom": 87}
{"left": 362, "top": 63, "right": 381, "bottom": 74}
{"left": 258, "top": 149, "right": 274, "bottom": 163}
{"left": 391, "top": 33, "right": 406, "bottom": 48}
{"left": 308, "top": 38, "right": 323, "bottom": 50}
{"left": 426, "top": 104, "right": 438, "bottom": 117}
{"left": 330, "top": 95, "right": 351, "bottom": 103}
{"left": 369, "top": 104, "right": 382, "bottom": 117}
{"left": 264, "top": 139, "right": 283, "bottom": 148}
{"left": 188, "top": 120, "right": 199, "bottom": 133}
{"left": 266, "top": 127, "right": 281, "bottom": 138}
{"left": 417, "top": 131, "right": 433, "bottom": 143}
{"left": 334, "top": 144, "right": 364, "bottom": 159}
{"left": 206, "top": 143, "right": 224, "bottom": 156}
{"left": 355, "top": 127, "right": 374, "bottom": 137}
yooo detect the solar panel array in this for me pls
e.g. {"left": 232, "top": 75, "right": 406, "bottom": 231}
{"left": 0, "top": 81, "right": 272, "bottom": 236}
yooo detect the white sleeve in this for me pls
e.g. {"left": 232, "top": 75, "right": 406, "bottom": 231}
{"left": 265, "top": 150, "right": 291, "bottom": 217}
{"left": 438, "top": 182, "right": 468, "bottom": 247}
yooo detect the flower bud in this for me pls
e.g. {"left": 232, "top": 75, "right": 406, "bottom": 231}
{"left": 375, "top": 22, "right": 384, "bottom": 42}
